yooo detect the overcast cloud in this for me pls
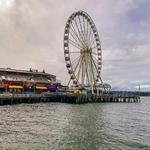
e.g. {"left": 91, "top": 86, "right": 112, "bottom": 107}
{"left": 0, "top": 0, "right": 150, "bottom": 91}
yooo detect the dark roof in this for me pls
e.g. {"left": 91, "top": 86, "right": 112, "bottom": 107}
{"left": 0, "top": 68, "right": 55, "bottom": 77}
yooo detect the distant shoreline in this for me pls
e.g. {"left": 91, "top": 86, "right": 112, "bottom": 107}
{"left": 111, "top": 91, "right": 150, "bottom": 97}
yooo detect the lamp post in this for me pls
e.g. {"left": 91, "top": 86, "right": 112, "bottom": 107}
{"left": 138, "top": 84, "right": 141, "bottom": 97}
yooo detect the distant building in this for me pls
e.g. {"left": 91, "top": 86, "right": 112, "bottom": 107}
{"left": 0, "top": 68, "right": 60, "bottom": 93}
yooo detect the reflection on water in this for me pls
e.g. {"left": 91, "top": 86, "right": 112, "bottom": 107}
{"left": 0, "top": 97, "right": 150, "bottom": 150}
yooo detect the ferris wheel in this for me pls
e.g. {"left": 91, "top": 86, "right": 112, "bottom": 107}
{"left": 64, "top": 11, "right": 104, "bottom": 90}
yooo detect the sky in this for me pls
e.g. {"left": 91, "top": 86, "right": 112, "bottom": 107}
{"left": 0, "top": 0, "right": 150, "bottom": 91}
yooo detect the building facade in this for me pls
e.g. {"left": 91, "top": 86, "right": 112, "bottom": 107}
{"left": 0, "top": 68, "right": 60, "bottom": 94}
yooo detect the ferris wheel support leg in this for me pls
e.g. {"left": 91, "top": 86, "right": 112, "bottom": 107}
{"left": 67, "top": 78, "right": 71, "bottom": 87}
{"left": 99, "top": 76, "right": 106, "bottom": 92}
{"left": 97, "top": 88, "right": 99, "bottom": 96}
{"left": 91, "top": 85, "right": 94, "bottom": 95}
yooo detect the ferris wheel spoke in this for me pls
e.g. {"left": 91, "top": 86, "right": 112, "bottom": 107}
{"left": 92, "top": 52, "right": 98, "bottom": 56}
{"left": 85, "top": 55, "right": 90, "bottom": 85}
{"left": 70, "top": 51, "right": 80, "bottom": 54}
{"left": 87, "top": 24, "right": 97, "bottom": 48}
{"left": 71, "top": 57, "right": 81, "bottom": 84}
{"left": 85, "top": 18, "right": 91, "bottom": 47}
{"left": 83, "top": 16, "right": 90, "bottom": 49}
{"left": 70, "top": 23, "right": 86, "bottom": 49}
{"left": 82, "top": 17, "right": 87, "bottom": 43}
{"left": 70, "top": 26, "right": 83, "bottom": 47}
{"left": 87, "top": 25, "right": 92, "bottom": 46}
{"left": 91, "top": 66, "right": 97, "bottom": 85}
{"left": 92, "top": 55, "right": 98, "bottom": 64}
{"left": 69, "top": 50, "right": 81, "bottom": 62}
{"left": 69, "top": 31, "right": 83, "bottom": 48}
{"left": 82, "top": 16, "right": 86, "bottom": 39}
{"left": 90, "top": 54, "right": 98, "bottom": 71}
{"left": 85, "top": 64, "right": 90, "bottom": 85}
{"left": 88, "top": 36, "right": 94, "bottom": 49}
{"left": 91, "top": 48, "right": 98, "bottom": 55}
{"left": 92, "top": 53, "right": 99, "bottom": 60}
{"left": 89, "top": 55, "right": 96, "bottom": 84}
{"left": 86, "top": 19, "right": 90, "bottom": 47}
{"left": 89, "top": 63, "right": 93, "bottom": 85}
{"left": 86, "top": 54, "right": 91, "bottom": 85}
{"left": 88, "top": 32, "right": 96, "bottom": 45}
{"left": 74, "top": 17, "right": 85, "bottom": 41}
{"left": 77, "top": 55, "right": 88, "bottom": 85}
{"left": 73, "top": 18, "right": 86, "bottom": 48}
{"left": 86, "top": 22, "right": 94, "bottom": 47}
{"left": 71, "top": 56, "right": 80, "bottom": 66}
{"left": 72, "top": 56, "right": 82, "bottom": 74}
{"left": 92, "top": 59, "right": 98, "bottom": 73}
{"left": 91, "top": 55, "right": 103, "bottom": 84}
{"left": 91, "top": 45, "right": 98, "bottom": 50}
{"left": 78, "top": 16, "right": 86, "bottom": 45}
{"left": 89, "top": 38, "right": 97, "bottom": 49}
{"left": 82, "top": 57, "right": 87, "bottom": 85}
{"left": 76, "top": 57, "right": 83, "bottom": 83}
{"left": 69, "top": 39, "right": 82, "bottom": 49}
{"left": 79, "top": 16, "right": 86, "bottom": 43}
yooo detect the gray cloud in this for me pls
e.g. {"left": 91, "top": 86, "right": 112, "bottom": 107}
{"left": 0, "top": 0, "right": 149, "bottom": 90}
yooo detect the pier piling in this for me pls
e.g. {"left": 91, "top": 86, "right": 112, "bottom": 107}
{"left": 0, "top": 93, "right": 140, "bottom": 106}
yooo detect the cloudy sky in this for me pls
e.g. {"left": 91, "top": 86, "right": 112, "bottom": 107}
{"left": 0, "top": 0, "right": 150, "bottom": 91}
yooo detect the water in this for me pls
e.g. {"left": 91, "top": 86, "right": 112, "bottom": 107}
{"left": 0, "top": 97, "right": 150, "bottom": 150}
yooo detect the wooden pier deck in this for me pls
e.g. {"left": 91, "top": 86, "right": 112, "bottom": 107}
{"left": 0, "top": 93, "right": 140, "bottom": 106}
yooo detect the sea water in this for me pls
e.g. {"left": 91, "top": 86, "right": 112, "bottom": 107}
{"left": 0, "top": 97, "right": 150, "bottom": 150}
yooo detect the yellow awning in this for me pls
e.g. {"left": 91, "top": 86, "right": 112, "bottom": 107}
{"left": 36, "top": 86, "right": 47, "bottom": 90}
{"left": 9, "top": 85, "right": 23, "bottom": 89}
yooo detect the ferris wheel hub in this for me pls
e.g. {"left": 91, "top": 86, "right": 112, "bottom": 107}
{"left": 80, "top": 48, "right": 91, "bottom": 54}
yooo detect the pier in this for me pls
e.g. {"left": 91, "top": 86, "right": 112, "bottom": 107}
{"left": 0, "top": 93, "right": 140, "bottom": 106}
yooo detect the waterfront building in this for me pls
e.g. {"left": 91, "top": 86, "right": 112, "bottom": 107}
{"left": 0, "top": 68, "right": 60, "bottom": 94}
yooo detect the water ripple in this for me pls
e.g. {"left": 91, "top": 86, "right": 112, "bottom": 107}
{"left": 0, "top": 98, "right": 150, "bottom": 150}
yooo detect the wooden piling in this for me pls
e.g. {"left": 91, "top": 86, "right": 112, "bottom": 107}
{"left": 0, "top": 93, "right": 140, "bottom": 106}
